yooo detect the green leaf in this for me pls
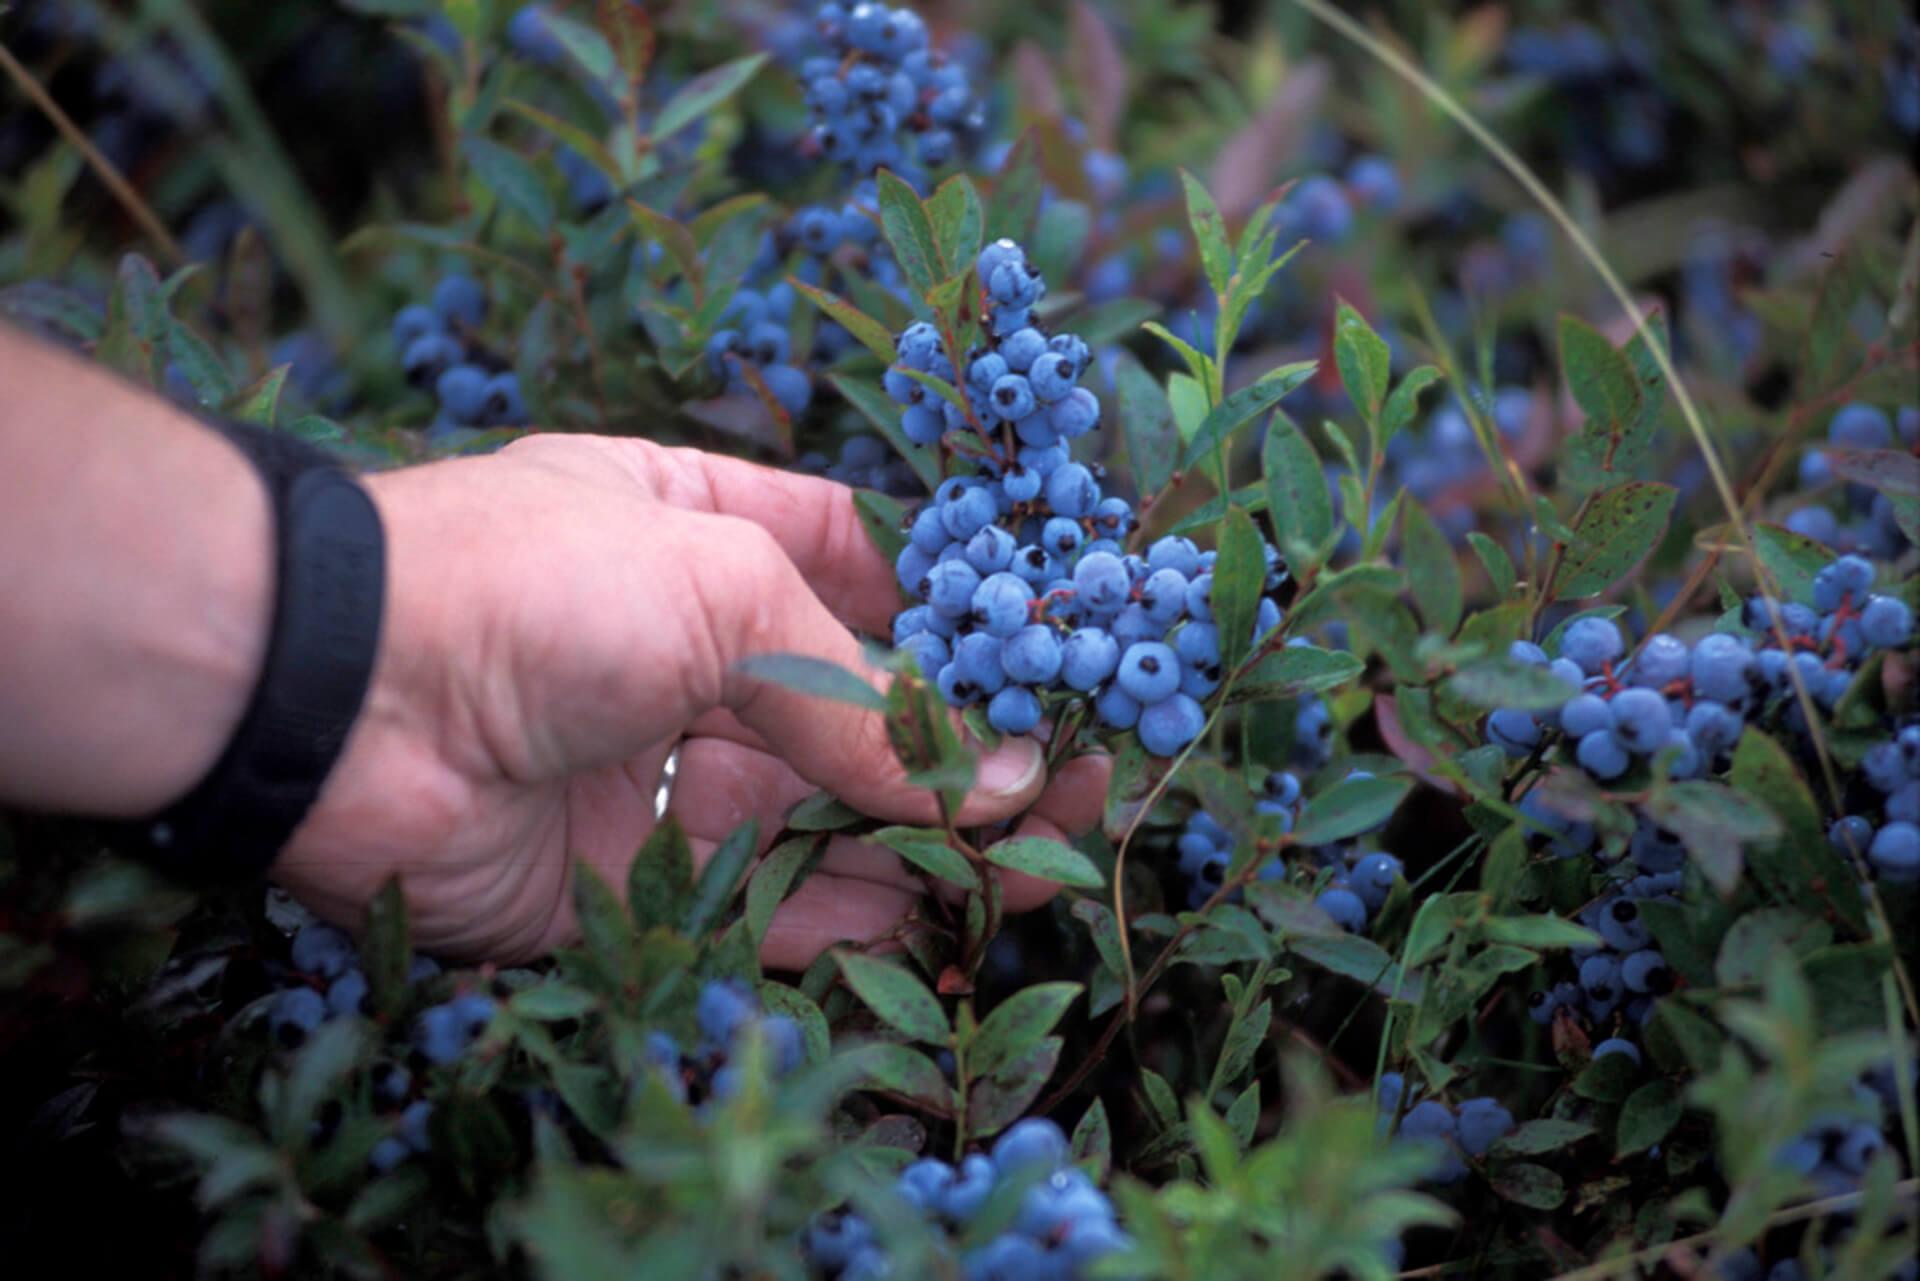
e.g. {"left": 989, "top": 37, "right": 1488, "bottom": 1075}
{"left": 786, "top": 792, "right": 864, "bottom": 832}
{"left": 1490, "top": 1162, "right": 1566, "bottom": 1210}
{"left": 982, "top": 130, "right": 1044, "bottom": 246}
{"left": 1616, "top": 1080, "right": 1682, "bottom": 1156}
{"left": 969, "top": 982, "right": 1082, "bottom": 1078}
{"left": 1180, "top": 169, "right": 1232, "bottom": 302}
{"left": 852, "top": 1043, "right": 954, "bottom": 1111}
{"left": 745, "top": 836, "right": 819, "bottom": 946}
{"left": 884, "top": 668, "right": 975, "bottom": 807}
{"left": 625, "top": 202, "right": 704, "bottom": 296}
{"left": 1212, "top": 506, "right": 1267, "bottom": 673}
{"left": 1115, "top": 352, "right": 1179, "bottom": 498}
{"left": 1381, "top": 365, "right": 1443, "bottom": 445}
{"left": 983, "top": 837, "right": 1104, "bottom": 890}
{"left": 360, "top": 878, "right": 412, "bottom": 1018}
{"left": 1446, "top": 657, "right": 1580, "bottom": 710}
{"left": 163, "top": 319, "right": 236, "bottom": 407}
{"left": 872, "top": 827, "right": 982, "bottom": 892}
{"left": 1467, "top": 532, "right": 1518, "bottom": 598}
{"left": 1491, "top": 1119, "right": 1595, "bottom": 1157}
{"left": 787, "top": 277, "right": 897, "bottom": 365}
{"left": 463, "top": 136, "right": 554, "bottom": 232}
{"left": 1263, "top": 414, "right": 1333, "bottom": 569}
{"left": 627, "top": 819, "right": 693, "bottom": 936}
{"left": 1552, "top": 481, "right": 1677, "bottom": 600}
{"left": 224, "top": 365, "right": 289, "bottom": 428}
{"left": 1208, "top": 997, "right": 1272, "bottom": 1093}
{"left": 1559, "top": 315, "right": 1646, "bottom": 490}
{"left": 967, "top": 1038, "right": 1062, "bottom": 1137}
{"left": 1072, "top": 1098, "right": 1113, "bottom": 1181}
{"left": 684, "top": 819, "right": 758, "bottom": 939}
{"left": 1293, "top": 774, "right": 1412, "bottom": 845}
{"left": 1177, "top": 364, "right": 1317, "bottom": 472}
{"left": 733, "top": 654, "right": 885, "bottom": 712}
{"left": 1730, "top": 732, "right": 1866, "bottom": 935}
{"left": 1288, "top": 933, "right": 1424, "bottom": 1002}
{"left": 853, "top": 490, "right": 907, "bottom": 562}
{"left": 1750, "top": 522, "right": 1832, "bottom": 606}
{"left": 829, "top": 372, "right": 942, "bottom": 494}
{"left": 1482, "top": 914, "right": 1601, "bottom": 949}
{"left": 1332, "top": 300, "right": 1391, "bottom": 423}
{"left": 925, "top": 174, "right": 984, "bottom": 278}
{"left": 1646, "top": 782, "right": 1782, "bottom": 898}
{"left": 1714, "top": 908, "right": 1829, "bottom": 987}
{"left": 1401, "top": 500, "right": 1464, "bottom": 637}
{"left": 510, "top": 983, "right": 599, "bottom": 1022}
{"left": 1228, "top": 644, "right": 1364, "bottom": 703}
{"left": 835, "top": 952, "right": 949, "bottom": 1044}
{"left": 651, "top": 53, "right": 767, "bottom": 143}
{"left": 0, "top": 281, "right": 103, "bottom": 342}
{"left": 875, "top": 169, "right": 944, "bottom": 302}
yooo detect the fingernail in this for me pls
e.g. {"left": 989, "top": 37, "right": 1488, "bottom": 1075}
{"left": 977, "top": 735, "right": 1045, "bottom": 799}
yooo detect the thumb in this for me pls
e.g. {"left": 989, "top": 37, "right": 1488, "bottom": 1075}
{"left": 677, "top": 509, "right": 1048, "bottom": 827}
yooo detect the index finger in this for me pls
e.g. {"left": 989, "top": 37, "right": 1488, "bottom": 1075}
{"left": 619, "top": 439, "right": 908, "bottom": 637}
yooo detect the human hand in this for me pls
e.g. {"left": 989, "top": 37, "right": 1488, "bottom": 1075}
{"left": 274, "top": 434, "right": 1109, "bottom": 967}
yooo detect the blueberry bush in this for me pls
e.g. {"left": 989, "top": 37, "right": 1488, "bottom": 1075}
{"left": 2, "top": 1, "right": 1918, "bottom": 1277}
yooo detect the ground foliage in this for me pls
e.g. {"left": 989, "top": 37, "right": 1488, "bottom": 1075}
{"left": 0, "top": 1, "right": 1917, "bottom": 1278}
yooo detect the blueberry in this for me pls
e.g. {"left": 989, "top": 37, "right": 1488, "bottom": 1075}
{"left": 926, "top": 559, "right": 983, "bottom": 617}
{"left": 1000, "top": 624, "right": 1063, "bottom": 685}
{"left": 1094, "top": 683, "right": 1140, "bottom": 729}
{"left": 991, "top": 1117, "right": 1069, "bottom": 1173}
{"left": 431, "top": 273, "right": 487, "bottom": 328}
{"left": 1560, "top": 692, "right": 1612, "bottom": 738}
{"left": 1860, "top": 595, "right": 1913, "bottom": 648}
{"left": 413, "top": 1004, "right": 470, "bottom": 1064}
{"left": 292, "top": 923, "right": 356, "bottom": 978}
{"left": 1620, "top": 948, "right": 1672, "bottom": 995}
{"left": 1072, "top": 551, "right": 1131, "bottom": 614}
{"left": 987, "top": 685, "right": 1043, "bottom": 734}
{"left": 1562, "top": 616, "right": 1625, "bottom": 674}
{"left": 1139, "top": 692, "right": 1206, "bottom": 756}
{"left": 1868, "top": 822, "right": 1920, "bottom": 883}
{"left": 327, "top": 969, "right": 370, "bottom": 1018}
{"left": 1608, "top": 687, "right": 1671, "bottom": 754}
{"left": 1044, "top": 462, "right": 1099, "bottom": 518}
{"left": 1596, "top": 898, "right": 1651, "bottom": 951}
{"left": 1454, "top": 1097, "right": 1514, "bottom": 1157}
{"left": 696, "top": 979, "right": 757, "bottom": 1050}
{"left": 1629, "top": 633, "right": 1690, "bottom": 688}
{"left": 941, "top": 1153, "right": 997, "bottom": 1222}
{"left": 269, "top": 987, "right": 328, "bottom": 1049}
{"left": 1352, "top": 853, "right": 1403, "bottom": 911}
{"left": 1116, "top": 642, "right": 1181, "bottom": 703}
{"left": 392, "top": 303, "right": 443, "bottom": 352}
{"left": 1593, "top": 1038, "right": 1642, "bottom": 1066}
{"left": 1577, "top": 728, "right": 1631, "bottom": 780}
{"left": 1488, "top": 707, "right": 1542, "bottom": 756}
{"left": 1060, "top": 628, "right": 1121, "bottom": 690}
{"left": 1317, "top": 887, "right": 1368, "bottom": 932}
{"left": 971, "top": 571, "right": 1034, "bottom": 637}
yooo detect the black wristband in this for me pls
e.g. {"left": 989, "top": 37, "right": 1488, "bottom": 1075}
{"left": 126, "top": 422, "right": 386, "bottom": 883}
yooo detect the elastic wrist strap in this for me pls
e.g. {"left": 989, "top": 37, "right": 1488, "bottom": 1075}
{"left": 131, "top": 422, "right": 386, "bottom": 882}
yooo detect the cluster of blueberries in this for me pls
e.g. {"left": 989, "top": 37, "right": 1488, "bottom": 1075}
{"left": 1173, "top": 771, "right": 1404, "bottom": 931}
{"left": 802, "top": 1118, "right": 1128, "bottom": 1281}
{"left": 886, "top": 240, "right": 1292, "bottom": 754}
{"left": 1788, "top": 402, "right": 1917, "bottom": 562}
{"left": 1721, "top": 1058, "right": 1919, "bottom": 1281}
{"left": 1845, "top": 723, "right": 1920, "bottom": 885}
{"left": 704, "top": 283, "right": 815, "bottom": 417}
{"left": 1376, "top": 1074, "right": 1517, "bottom": 1186}
{"left": 391, "top": 274, "right": 528, "bottom": 436}
{"left": 1534, "top": 870, "right": 1683, "bottom": 1065}
{"left": 264, "top": 921, "right": 491, "bottom": 1174}
{"left": 1487, "top": 557, "right": 1913, "bottom": 813}
{"left": 794, "top": 2, "right": 981, "bottom": 181}
{"left": 644, "top": 979, "right": 807, "bottom": 1107}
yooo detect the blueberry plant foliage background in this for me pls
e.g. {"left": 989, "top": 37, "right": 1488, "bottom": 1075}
{"left": 1, "top": 1, "right": 1918, "bottom": 1278}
